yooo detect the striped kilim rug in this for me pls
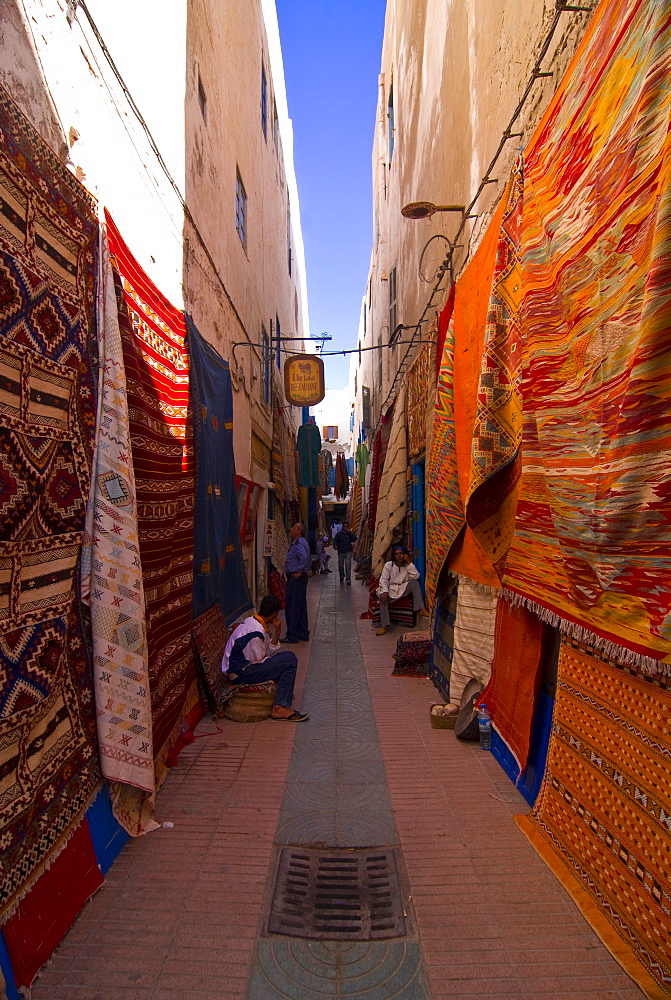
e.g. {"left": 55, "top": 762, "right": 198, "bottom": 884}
{"left": 0, "top": 84, "right": 101, "bottom": 916}
{"left": 106, "top": 213, "right": 200, "bottom": 789}
{"left": 517, "top": 642, "right": 671, "bottom": 998}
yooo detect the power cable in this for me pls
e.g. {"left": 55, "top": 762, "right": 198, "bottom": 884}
{"left": 71, "top": 0, "right": 281, "bottom": 360}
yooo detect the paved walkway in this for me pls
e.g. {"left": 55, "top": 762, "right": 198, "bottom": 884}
{"left": 32, "top": 573, "right": 644, "bottom": 1000}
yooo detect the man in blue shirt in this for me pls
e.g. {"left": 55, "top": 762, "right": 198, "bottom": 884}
{"left": 281, "top": 522, "right": 311, "bottom": 643}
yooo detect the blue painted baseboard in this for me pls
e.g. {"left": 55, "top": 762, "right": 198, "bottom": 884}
{"left": 85, "top": 784, "right": 130, "bottom": 876}
{"left": 491, "top": 691, "right": 555, "bottom": 806}
{"left": 0, "top": 931, "right": 21, "bottom": 1000}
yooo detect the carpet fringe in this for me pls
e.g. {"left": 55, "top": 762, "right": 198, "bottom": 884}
{"left": 501, "top": 589, "right": 670, "bottom": 677}
{"left": 448, "top": 571, "right": 502, "bottom": 598}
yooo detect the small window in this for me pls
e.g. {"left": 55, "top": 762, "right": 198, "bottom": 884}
{"left": 197, "top": 74, "right": 207, "bottom": 121}
{"left": 389, "top": 266, "right": 398, "bottom": 347}
{"left": 273, "top": 100, "right": 279, "bottom": 155}
{"left": 377, "top": 335, "right": 383, "bottom": 389}
{"left": 261, "top": 64, "right": 268, "bottom": 138}
{"left": 236, "top": 171, "right": 247, "bottom": 249}
{"left": 387, "top": 84, "right": 394, "bottom": 163}
{"left": 261, "top": 325, "right": 270, "bottom": 405}
{"left": 323, "top": 426, "right": 338, "bottom": 440}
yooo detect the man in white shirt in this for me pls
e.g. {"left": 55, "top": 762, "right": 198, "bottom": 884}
{"left": 376, "top": 545, "right": 430, "bottom": 636}
{"left": 222, "top": 595, "right": 309, "bottom": 721}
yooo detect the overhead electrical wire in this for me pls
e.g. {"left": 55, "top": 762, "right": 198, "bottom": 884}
{"left": 70, "top": 0, "right": 277, "bottom": 371}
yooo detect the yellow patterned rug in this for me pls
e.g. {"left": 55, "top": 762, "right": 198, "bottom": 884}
{"left": 517, "top": 642, "right": 671, "bottom": 999}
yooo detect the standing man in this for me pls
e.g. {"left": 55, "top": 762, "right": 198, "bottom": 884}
{"left": 281, "top": 523, "right": 311, "bottom": 643}
{"left": 331, "top": 518, "right": 342, "bottom": 540}
{"left": 376, "top": 545, "right": 430, "bottom": 635}
{"left": 333, "top": 520, "right": 357, "bottom": 585}
{"left": 222, "top": 595, "right": 309, "bottom": 721}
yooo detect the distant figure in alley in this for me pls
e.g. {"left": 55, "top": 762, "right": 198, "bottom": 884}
{"left": 281, "top": 522, "right": 311, "bottom": 643}
{"left": 222, "top": 595, "right": 309, "bottom": 721}
{"left": 333, "top": 519, "right": 357, "bottom": 584}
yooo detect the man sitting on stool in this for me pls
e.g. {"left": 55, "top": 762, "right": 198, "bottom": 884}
{"left": 376, "top": 545, "right": 430, "bottom": 636}
{"left": 222, "top": 595, "right": 309, "bottom": 721}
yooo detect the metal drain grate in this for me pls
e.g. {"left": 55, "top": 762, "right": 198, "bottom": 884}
{"left": 268, "top": 847, "right": 407, "bottom": 940}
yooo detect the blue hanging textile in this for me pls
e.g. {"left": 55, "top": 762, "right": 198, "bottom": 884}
{"left": 186, "top": 316, "right": 253, "bottom": 624}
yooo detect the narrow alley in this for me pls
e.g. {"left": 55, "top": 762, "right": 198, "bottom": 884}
{"left": 1, "top": 1, "right": 670, "bottom": 997}
{"left": 31, "top": 575, "right": 645, "bottom": 1000}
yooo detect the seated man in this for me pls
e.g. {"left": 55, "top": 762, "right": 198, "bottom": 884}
{"left": 376, "top": 545, "right": 430, "bottom": 636}
{"left": 222, "top": 595, "right": 309, "bottom": 721}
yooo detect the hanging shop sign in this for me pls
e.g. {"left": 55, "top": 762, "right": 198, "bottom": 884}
{"left": 284, "top": 354, "right": 325, "bottom": 407}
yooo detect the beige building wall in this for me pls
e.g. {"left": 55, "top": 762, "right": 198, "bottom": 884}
{"left": 353, "top": 0, "right": 595, "bottom": 438}
{"left": 184, "top": 0, "right": 308, "bottom": 598}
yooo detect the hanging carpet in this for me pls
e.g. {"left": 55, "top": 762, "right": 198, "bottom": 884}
{"left": 406, "top": 344, "right": 433, "bottom": 459}
{"left": 426, "top": 197, "right": 504, "bottom": 605}
{"left": 371, "top": 386, "right": 407, "bottom": 579}
{"left": 271, "top": 403, "right": 285, "bottom": 501}
{"left": 480, "top": 599, "right": 545, "bottom": 773}
{"left": 449, "top": 579, "right": 498, "bottom": 706}
{"left": 296, "top": 420, "right": 321, "bottom": 488}
{"left": 0, "top": 84, "right": 101, "bottom": 918}
{"left": 500, "top": 0, "right": 671, "bottom": 670}
{"left": 367, "top": 409, "right": 392, "bottom": 534}
{"left": 516, "top": 641, "right": 671, "bottom": 999}
{"left": 106, "top": 212, "right": 200, "bottom": 794}
{"left": 429, "top": 586, "right": 458, "bottom": 700}
{"left": 334, "top": 450, "right": 349, "bottom": 500}
{"left": 81, "top": 226, "right": 154, "bottom": 810}
{"left": 186, "top": 317, "right": 252, "bottom": 625}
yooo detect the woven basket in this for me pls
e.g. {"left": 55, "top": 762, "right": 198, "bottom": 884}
{"left": 430, "top": 704, "right": 458, "bottom": 730}
{"left": 223, "top": 685, "right": 276, "bottom": 723}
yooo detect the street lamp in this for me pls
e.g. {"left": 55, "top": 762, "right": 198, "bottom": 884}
{"left": 401, "top": 201, "right": 465, "bottom": 219}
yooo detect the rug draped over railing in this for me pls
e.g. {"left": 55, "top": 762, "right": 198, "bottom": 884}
{"left": 498, "top": 0, "right": 671, "bottom": 672}
{"left": 0, "top": 84, "right": 101, "bottom": 918}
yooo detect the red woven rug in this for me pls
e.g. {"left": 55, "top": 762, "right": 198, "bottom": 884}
{"left": 0, "top": 85, "right": 101, "bottom": 918}
{"left": 517, "top": 642, "right": 671, "bottom": 998}
{"left": 106, "top": 213, "right": 199, "bottom": 785}
{"left": 481, "top": 599, "right": 544, "bottom": 772}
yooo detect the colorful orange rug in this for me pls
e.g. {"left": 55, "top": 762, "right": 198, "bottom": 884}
{"left": 481, "top": 599, "right": 545, "bottom": 772}
{"left": 501, "top": 0, "right": 671, "bottom": 669}
{"left": 426, "top": 199, "right": 504, "bottom": 602}
{"left": 517, "top": 642, "right": 671, "bottom": 999}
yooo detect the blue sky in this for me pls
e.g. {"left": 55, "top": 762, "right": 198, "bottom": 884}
{"left": 275, "top": 0, "right": 387, "bottom": 390}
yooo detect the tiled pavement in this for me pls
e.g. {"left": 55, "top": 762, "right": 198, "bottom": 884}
{"left": 32, "top": 573, "right": 645, "bottom": 1000}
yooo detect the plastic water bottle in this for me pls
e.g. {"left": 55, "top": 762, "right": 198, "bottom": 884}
{"left": 477, "top": 703, "right": 492, "bottom": 750}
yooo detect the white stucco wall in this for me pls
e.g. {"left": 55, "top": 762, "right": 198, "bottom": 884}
{"left": 11, "top": 0, "right": 187, "bottom": 305}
